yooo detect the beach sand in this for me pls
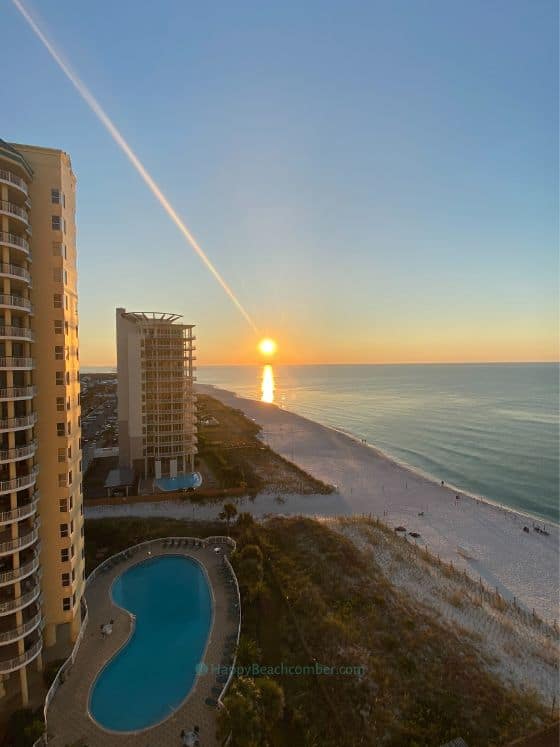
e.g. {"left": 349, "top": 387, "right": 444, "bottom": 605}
{"left": 88, "top": 385, "right": 559, "bottom": 625}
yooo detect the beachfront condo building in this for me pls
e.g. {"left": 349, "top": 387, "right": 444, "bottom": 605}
{"left": 0, "top": 140, "right": 84, "bottom": 707}
{"left": 116, "top": 309, "right": 197, "bottom": 480}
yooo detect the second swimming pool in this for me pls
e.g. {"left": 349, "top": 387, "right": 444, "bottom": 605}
{"left": 89, "top": 555, "right": 212, "bottom": 731}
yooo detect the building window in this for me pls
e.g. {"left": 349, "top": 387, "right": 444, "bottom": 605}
{"left": 71, "top": 543, "right": 75, "bottom": 558}
{"left": 58, "top": 474, "right": 67, "bottom": 488}
{"left": 54, "top": 320, "right": 63, "bottom": 334}
{"left": 59, "top": 523, "right": 69, "bottom": 538}
{"left": 64, "top": 270, "right": 68, "bottom": 286}
{"left": 53, "top": 268, "right": 63, "bottom": 283}
{"left": 57, "top": 448, "right": 66, "bottom": 463}
{"left": 71, "top": 568, "right": 76, "bottom": 582}
{"left": 61, "top": 572, "right": 70, "bottom": 587}
{"left": 68, "top": 470, "right": 73, "bottom": 486}
{"left": 51, "top": 215, "right": 62, "bottom": 231}
{"left": 69, "top": 495, "right": 74, "bottom": 510}
{"left": 63, "top": 218, "right": 67, "bottom": 234}
{"left": 53, "top": 294, "right": 63, "bottom": 309}
{"left": 56, "top": 422, "right": 65, "bottom": 437}
{"left": 70, "top": 520, "right": 74, "bottom": 533}
{"left": 67, "top": 445, "right": 72, "bottom": 459}
{"left": 61, "top": 548, "right": 69, "bottom": 562}
{"left": 59, "top": 498, "right": 68, "bottom": 512}
{"left": 51, "top": 188, "right": 61, "bottom": 204}
{"left": 56, "top": 371, "right": 64, "bottom": 386}
{"left": 67, "top": 421, "right": 72, "bottom": 435}
{"left": 62, "top": 597, "right": 71, "bottom": 611}
{"left": 56, "top": 397, "right": 65, "bottom": 412}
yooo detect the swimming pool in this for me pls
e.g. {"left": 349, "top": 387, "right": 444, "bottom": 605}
{"left": 156, "top": 471, "right": 203, "bottom": 492}
{"left": 89, "top": 555, "right": 212, "bottom": 731}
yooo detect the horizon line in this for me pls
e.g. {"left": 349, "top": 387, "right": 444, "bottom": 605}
{"left": 81, "top": 359, "right": 560, "bottom": 369}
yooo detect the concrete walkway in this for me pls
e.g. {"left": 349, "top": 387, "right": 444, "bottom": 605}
{"left": 45, "top": 541, "right": 239, "bottom": 746}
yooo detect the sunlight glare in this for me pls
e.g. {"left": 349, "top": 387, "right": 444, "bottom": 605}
{"left": 258, "top": 338, "right": 277, "bottom": 356}
{"left": 261, "top": 365, "right": 275, "bottom": 403}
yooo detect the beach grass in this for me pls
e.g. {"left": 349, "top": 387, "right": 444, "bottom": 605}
{"left": 84, "top": 515, "right": 554, "bottom": 746}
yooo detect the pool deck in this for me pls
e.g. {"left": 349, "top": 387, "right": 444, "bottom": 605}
{"left": 45, "top": 541, "right": 239, "bottom": 746}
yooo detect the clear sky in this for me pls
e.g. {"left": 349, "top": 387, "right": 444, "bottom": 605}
{"left": 2, "top": 0, "right": 558, "bottom": 365}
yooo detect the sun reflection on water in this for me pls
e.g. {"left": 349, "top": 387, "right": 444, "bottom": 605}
{"left": 261, "top": 365, "right": 275, "bottom": 403}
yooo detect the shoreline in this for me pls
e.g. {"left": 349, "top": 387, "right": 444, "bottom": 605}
{"left": 207, "top": 383, "right": 558, "bottom": 528}
{"left": 197, "top": 384, "right": 560, "bottom": 623}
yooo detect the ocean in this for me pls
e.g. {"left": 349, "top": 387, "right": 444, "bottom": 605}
{"left": 198, "top": 363, "right": 559, "bottom": 523}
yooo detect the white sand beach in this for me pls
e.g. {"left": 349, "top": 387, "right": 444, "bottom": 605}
{"left": 88, "top": 385, "right": 560, "bottom": 625}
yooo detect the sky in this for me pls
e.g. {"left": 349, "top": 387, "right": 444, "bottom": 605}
{"left": 2, "top": 0, "right": 558, "bottom": 366}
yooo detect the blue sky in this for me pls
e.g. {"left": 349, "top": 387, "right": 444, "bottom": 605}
{"left": 2, "top": 0, "right": 558, "bottom": 364}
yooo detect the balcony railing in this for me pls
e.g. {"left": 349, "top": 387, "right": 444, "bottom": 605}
{"left": 0, "top": 468, "right": 39, "bottom": 497}
{"left": 0, "top": 609, "right": 43, "bottom": 645}
{"left": 0, "top": 386, "right": 36, "bottom": 401}
{"left": 0, "top": 358, "right": 35, "bottom": 371}
{"left": 0, "top": 326, "right": 34, "bottom": 341}
{"left": 0, "top": 201, "right": 29, "bottom": 225}
{"left": 0, "top": 521, "right": 40, "bottom": 557}
{"left": 0, "top": 553, "right": 39, "bottom": 586}
{"left": 0, "top": 413, "right": 37, "bottom": 431}
{"left": 0, "top": 231, "right": 30, "bottom": 256}
{"left": 0, "top": 264, "right": 31, "bottom": 284}
{"left": 0, "top": 579, "right": 41, "bottom": 615}
{"left": 0, "top": 169, "right": 28, "bottom": 196}
{"left": 0, "top": 637, "right": 42, "bottom": 673}
{"left": 0, "top": 441, "right": 37, "bottom": 463}
{"left": 0, "top": 295, "right": 32, "bottom": 312}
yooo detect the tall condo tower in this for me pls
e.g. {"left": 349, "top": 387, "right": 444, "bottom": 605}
{"left": 116, "top": 309, "right": 197, "bottom": 480}
{"left": 0, "top": 140, "right": 84, "bottom": 706}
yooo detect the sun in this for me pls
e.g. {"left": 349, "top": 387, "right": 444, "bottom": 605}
{"left": 258, "top": 338, "right": 277, "bottom": 356}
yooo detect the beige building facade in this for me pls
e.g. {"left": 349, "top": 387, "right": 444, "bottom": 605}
{"left": 0, "top": 140, "right": 84, "bottom": 706}
{"left": 116, "top": 309, "right": 197, "bottom": 479}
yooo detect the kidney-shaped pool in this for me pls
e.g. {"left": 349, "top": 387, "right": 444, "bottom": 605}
{"left": 89, "top": 555, "right": 212, "bottom": 731}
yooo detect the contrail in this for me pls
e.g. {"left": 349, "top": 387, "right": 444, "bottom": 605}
{"left": 11, "top": 0, "right": 259, "bottom": 334}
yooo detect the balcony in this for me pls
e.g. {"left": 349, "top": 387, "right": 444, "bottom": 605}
{"left": 0, "top": 326, "right": 34, "bottom": 342}
{"left": 0, "top": 386, "right": 36, "bottom": 402}
{"left": 0, "top": 413, "right": 37, "bottom": 432}
{"left": 0, "top": 358, "right": 35, "bottom": 371}
{"left": 0, "top": 441, "right": 37, "bottom": 463}
{"left": 0, "top": 294, "right": 33, "bottom": 313}
{"left": 0, "top": 637, "right": 42, "bottom": 673}
{"left": 0, "top": 232, "right": 30, "bottom": 257}
{"left": 0, "top": 553, "right": 39, "bottom": 587}
{"left": 0, "top": 609, "right": 43, "bottom": 646}
{"left": 0, "top": 201, "right": 29, "bottom": 228}
{"left": 0, "top": 577, "right": 41, "bottom": 615}
{"left": 0, "top": 469, "right": 39, "bottom": 497}
{"left": 0, "top": 521, "right": 40, "bottom": 557}
{"left": 0, "top": 264, "right": 31, "bottom": 285}
{"left": 0, "top": 169, "right": 28, "bottom": 197}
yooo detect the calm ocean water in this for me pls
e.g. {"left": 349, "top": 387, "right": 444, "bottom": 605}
{"left": 198, "top": 364, "right": 559, "bottom": 523}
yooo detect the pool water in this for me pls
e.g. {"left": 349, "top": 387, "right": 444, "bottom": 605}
{"left": 156, "top": 472, "right": 203, "bottom": 491}
{"left": 89, "top": 555, "right": 212, "bottom": 731}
